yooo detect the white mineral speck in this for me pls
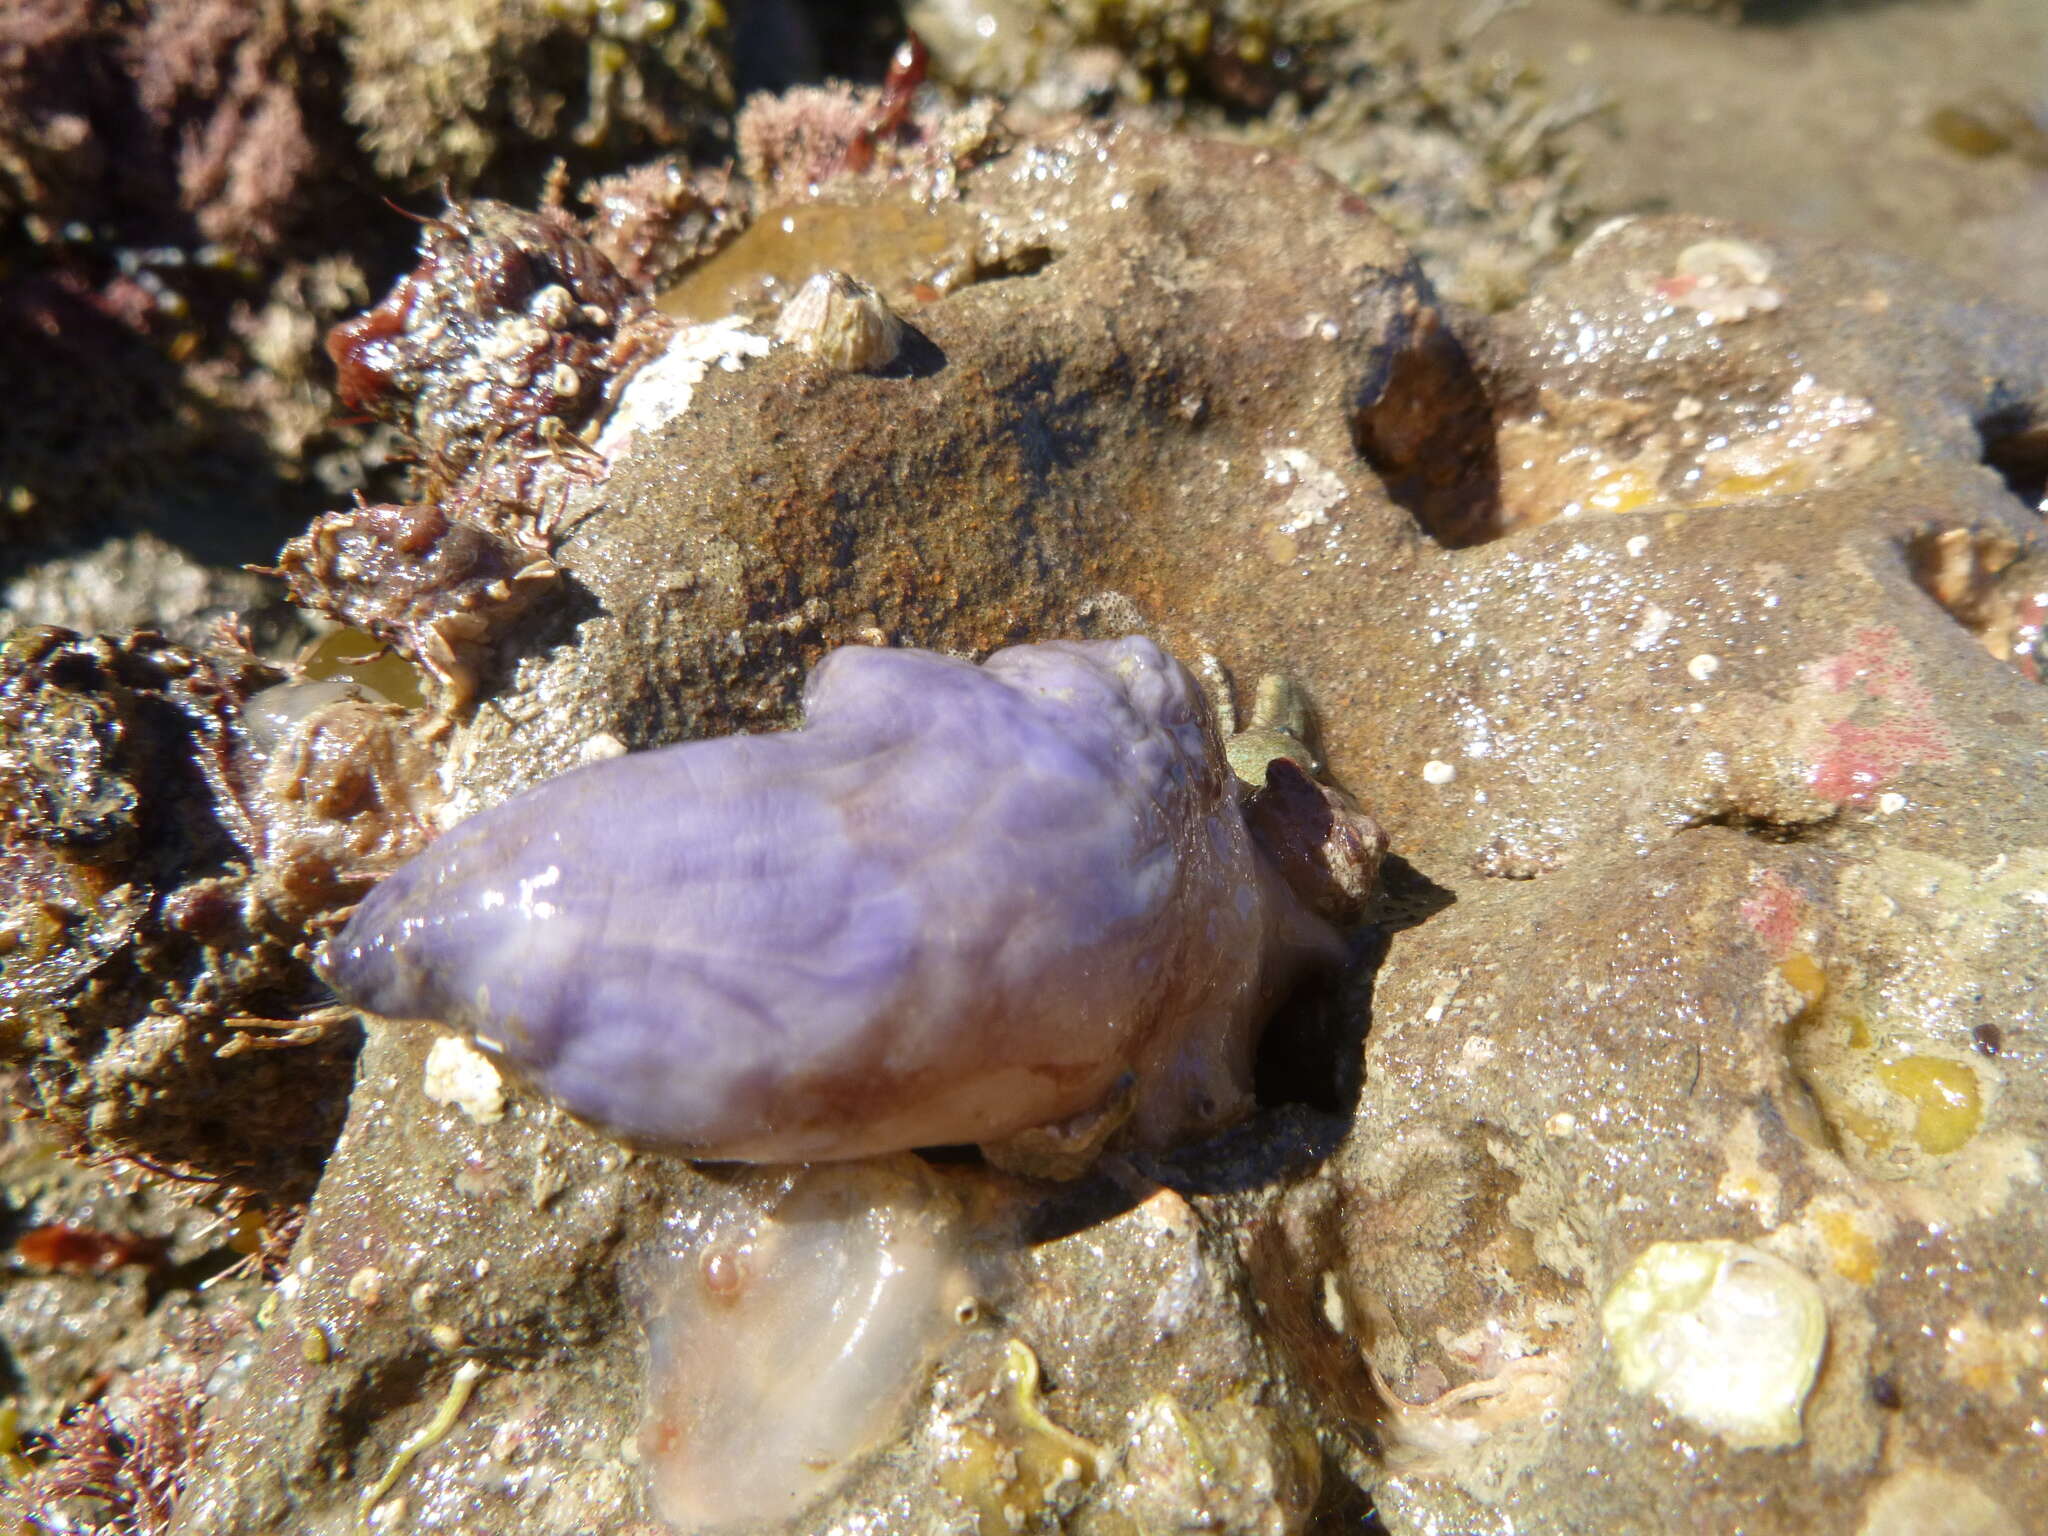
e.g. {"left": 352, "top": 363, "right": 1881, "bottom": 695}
{"left": 1263, "top": 447, "right": 1347, "bottom": 534}
{"left": 579, "top": 731, "right": 628, "bottom": 764}
{"left": 595, "top": 318, "right": 771, "bottom": 456}
{"left": 1877, "top": 792, "right": 1907, "bottom": 814}
{"left": 1631, "top": 604, "right": 1674, "bottom": 651}
{"left": 1601, "top": 1239, "right": 1826, "bottom": 1449}
{"left": 1422, "top": 759, "right": 1456, "bottom": 785}
{"left": 1626, "top": 534, "right": 1651, "bottom": 557}
{"left": 1687, "top": 653, "right": 1721, "bottom": 682}
{"left": 423, "top": 1035, "right": 506, "bottom": 1123}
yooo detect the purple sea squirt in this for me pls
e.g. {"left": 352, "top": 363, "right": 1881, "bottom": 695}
{"left": 320, "top": 636, "right": 1379, "bottom": 1161}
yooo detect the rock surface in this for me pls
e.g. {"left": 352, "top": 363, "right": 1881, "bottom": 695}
{"left": 129, "top": 110, "right": 2048, "bottom": 1536}
{"left": 6, "top": 95, "right": 2046, "bottom": 1536}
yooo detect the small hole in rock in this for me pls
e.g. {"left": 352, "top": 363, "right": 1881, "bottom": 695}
{"left": 1905, "top": 525, "right": 2047, "bottom": 683}
{"left": 1977, "top": 402, "right": 2048, "bottom": 512}
{"left": 1253, "top": 974, "right": 1354, "bottom": 1116}
{"left": 972, "top": 245, "right": 1054, "bottom": 282}
{"left": 1254, "top": 927, "right": 1387, "bottom": 1118}
{"left": 1352, "top": 310, "right": 1501, "bottom": 547}
{"left": 911, "top": 1144, "right": 983, "bottom": 1168}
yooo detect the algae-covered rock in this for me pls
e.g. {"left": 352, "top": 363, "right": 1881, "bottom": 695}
{"left": 909, "top": 0, "right": 1348, "bottom": 107}
{"left": 0, "top": 626, "right": 442, "bottom": 1204}
{"left": 0, "top": 630, "right": 343, "bottom": 1195}
{"left": 315, "top": 0, "right": 733, "bottom": 187}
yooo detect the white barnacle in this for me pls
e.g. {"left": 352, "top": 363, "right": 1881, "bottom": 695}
{"left": 775, "top": 270, "right": 905, "bottom": 373}
{"left": 1601, "top": 1239, "right": 1825, "bottom": 1449}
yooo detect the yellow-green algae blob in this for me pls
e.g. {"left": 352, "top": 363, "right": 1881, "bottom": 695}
{"left": 1779, "top": 951, "right": 1987, "bottom": 1166}
{"left": 936, "top": 1339, "right": 1105, "bottom": 1536}
{"left": 1873, "top": 1055, "right": 1982, "bottom": 1156}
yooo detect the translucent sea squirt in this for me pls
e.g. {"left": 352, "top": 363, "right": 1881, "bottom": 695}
{"left": 640, "top": 1159, "right": 980, "bottom": 1530}
{"left": 320, "top": 637, "right": 1350, "bottom": 1160}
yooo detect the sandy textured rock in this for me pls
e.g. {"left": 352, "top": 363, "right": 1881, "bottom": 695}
{"left": 143, "top": 123, "right": 2048, "bottom": 1535}
{"left": 166, "top": 1016, "right": 679, "bottom": 1536}
{"left": 1326, "top": 831, "right": 2043, "bottom": 1530}
{"left": 171, "top": 1014, "right": 1343, "bottom": 1536}
{"left": 0, "top": 629, "right": 362, "bottom": 1201}
{"left": 429, "top": 119, "right": 1453, "bottom": 816}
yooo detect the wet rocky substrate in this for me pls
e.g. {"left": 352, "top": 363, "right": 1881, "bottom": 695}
{"left": 5, "top": 108, "right": 2046, "bottom": 1536}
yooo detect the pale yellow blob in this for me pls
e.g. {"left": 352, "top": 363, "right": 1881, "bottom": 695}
{"left": 1695, "top": 464, "right": 1813, "bottom": 504}
{"left": 1813, "top": 1208, "right": 1881, "bottom": 1286}
{"left": 1778, "top": 952, "right": 1827, "bottom": 1004}
{"left": 934, "top": 1340, "right": 1105, "bottom": 1536}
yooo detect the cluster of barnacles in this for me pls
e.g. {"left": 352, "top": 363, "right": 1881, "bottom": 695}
{"left": 265, "top": 496, "right": 559, "bottom": 727}
{"left": 325, "top": 198, "right": 648, "bottom": 480}
{"left": 286, "top": 195, "right": 681, "bottom": 729}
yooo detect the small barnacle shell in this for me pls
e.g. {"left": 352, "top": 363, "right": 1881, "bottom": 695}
{"left": 774, "top": 270, "right": 904, "bottom": 373}
{"left": 1601, "top": 1239, "right": 1826, "bottom": 1449}
{"left": 320, "top": 637, "right": 1352, "bottom": 1162}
